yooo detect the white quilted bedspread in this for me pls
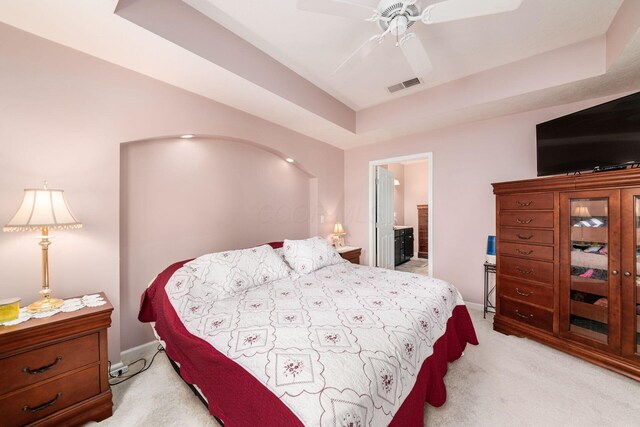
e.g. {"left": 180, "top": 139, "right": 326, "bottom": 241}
{"left": 166, "top": 261, "right": 465, "bottom": 426}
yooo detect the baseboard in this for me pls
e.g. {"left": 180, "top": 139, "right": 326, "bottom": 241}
{"left": 110, "top": 340, "right": 159, "bottom": 372}
{"left": 122, "top": 340, "right": 160, "bottom": 362}
{"left": 464, "top": 301, "right": 484, "bottom": 311}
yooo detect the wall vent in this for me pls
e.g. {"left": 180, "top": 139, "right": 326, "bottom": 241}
{"left": 387, "top": 77, "right": 422, "bottom": 93}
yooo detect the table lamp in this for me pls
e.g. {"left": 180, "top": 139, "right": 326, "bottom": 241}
{"left": 3, "top": 182, "right": 82, "bottom": 312}
{"left": 333, "top": 222, "right": 346, "bottom": 247}
{"left": 573, "top": 205, "right": 591, "bottom": 243}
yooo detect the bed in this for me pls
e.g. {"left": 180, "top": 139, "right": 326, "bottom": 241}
{"left": 139, "top": 238, "right": 478, "bottom": 426}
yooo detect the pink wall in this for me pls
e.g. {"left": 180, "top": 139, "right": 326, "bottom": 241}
{"left": 403, "top": 161, "right": 429, "bottom": 255}
{"left": 0, "top": 24, "right": 344, "bottom": 362}
{"left": 120, "top": 137, "right": 312, "bottom": 350}
{"left": 344, "top": 93, "right": 632, "bottom": 305}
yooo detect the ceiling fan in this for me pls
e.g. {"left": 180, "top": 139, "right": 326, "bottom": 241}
{"left": 297, "top": 0, "right": 523, "bottom": 76}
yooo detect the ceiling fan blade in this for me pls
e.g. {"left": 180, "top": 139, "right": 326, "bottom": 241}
{"left": 297, "top": 0, "right": 377, "bottom": 20}
{"left": 333, "top": 34, "right": 383, "bottom": 75}
{"left": 399, "top": 33, "right": 433, "bottom": 77}
{"left": 422, "top": 0, "right": 522, "bottom": 24}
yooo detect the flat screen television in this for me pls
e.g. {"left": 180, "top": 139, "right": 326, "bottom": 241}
{"left": 536, "top": 91, "right": 640, "bottom": 176}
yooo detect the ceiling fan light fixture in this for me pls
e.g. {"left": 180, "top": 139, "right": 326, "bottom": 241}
{"left": 389, "top": 15, "right": 409, "bottom": 36}
{"left": 376, "top": 1, "right": 419, "bottom": 33}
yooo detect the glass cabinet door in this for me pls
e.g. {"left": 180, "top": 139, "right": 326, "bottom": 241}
{"left": 560, "top": 191, "right": 620, "bottom": 351}
{"left": 621, "top": 189, "right": 640, "bottom": 360}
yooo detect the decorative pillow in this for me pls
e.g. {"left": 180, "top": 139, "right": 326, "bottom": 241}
{"left": 184, "top": 245, "right": 292, "bottom": 298}
{"left": 282, "top": 236, "right": 344, "bottom": 275}
{"left": 274, "top": 247, "right": 299, "bottom": 279}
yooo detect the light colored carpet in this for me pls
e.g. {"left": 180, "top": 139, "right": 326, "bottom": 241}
{"left": 396, "top": 258, "right": 429, "bottom": 275}
{"left": 88, "top": 309, "right": 639, "bottom": 426}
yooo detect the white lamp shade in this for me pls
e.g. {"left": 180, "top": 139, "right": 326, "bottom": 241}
{"left": 573, "top": 206, "right": 591, "bottom": 217}
{"left": 394, "top": 179, "right": 400, "bottom": 186}
{"left": 333, "top": 223, "right": 345, "bottom": 235}
{"left": 4, "top": 188, "right": 82, "bottom": 231}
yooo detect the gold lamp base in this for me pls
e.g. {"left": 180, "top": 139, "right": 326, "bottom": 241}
{"left": 27, "top": 297, "right": 64, "bottom": 313}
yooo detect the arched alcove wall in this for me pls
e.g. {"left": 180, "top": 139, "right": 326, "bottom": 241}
{"left": 120, "top": 135, "right": 317, "bottom": 349}
{"left": 0, "top": 25, "right": 344, "bottom": 363}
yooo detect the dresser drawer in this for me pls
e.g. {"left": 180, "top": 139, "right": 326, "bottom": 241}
{"left": 499, "top": 242, "right": 554, "bottom": 261}
{"left": 0, "top": 333, "right": 99, "bottom": 396}
{"left": 499, "top": 276, "right": 553, "bottom": 307}
{"left": 499, "top": 192, "right": 554, "bottom": 210}
{"left": 500, "top": 297, "right": 553, "bottom": 333}
{"left": 500, "top": 227, "right": 554, "bottom": 245}
{"left": 499, "top": 211, "right": 554, "bottom": 228}
{"left": 499, "top": 256, "right": 553, "bottom": 284}
{"left": 0, "top": 365, "right": 100, "bottom": 427}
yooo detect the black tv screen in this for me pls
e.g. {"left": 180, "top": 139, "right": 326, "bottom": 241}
{"left": 536, "top": 91, "right": 640, "bottom": 176}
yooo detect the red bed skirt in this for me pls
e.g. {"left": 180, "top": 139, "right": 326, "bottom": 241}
{"left": 139, "top": 260, "right": 478, "bottom": 427}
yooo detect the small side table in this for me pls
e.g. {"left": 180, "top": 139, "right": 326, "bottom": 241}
{"left": 336, "top": 246, "right": 362, "bottom": 264}
{"left": 0, "top": 293, "right": 113, "bottom": 426}
{"left": 484, "top": 262, "right": 496, "bottom": 319}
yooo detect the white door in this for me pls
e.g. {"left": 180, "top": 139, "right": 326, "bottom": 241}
{"left": 376, "top": 167, "right": 395, "bottom": 269}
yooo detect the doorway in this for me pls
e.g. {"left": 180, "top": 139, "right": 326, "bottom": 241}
{"left": 369, "top": 153, "right": 433, "bottom": 276}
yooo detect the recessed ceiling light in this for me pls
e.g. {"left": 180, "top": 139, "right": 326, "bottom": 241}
{"left": 180, "top": 134, "right": 195, "bottom": 139}
{"left": 285, "top": 158, "right": 294, "bottom": 163}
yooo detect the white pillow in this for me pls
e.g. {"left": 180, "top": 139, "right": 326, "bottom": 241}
{"left": 184, "top": 245, "right": 292, "bottom": 298}
{"left": 282, "top": 236, "right": 344, "bottom": 274}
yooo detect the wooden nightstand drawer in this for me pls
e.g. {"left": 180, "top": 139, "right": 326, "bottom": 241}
{"left": 0, "top": 333, "right": 99, "bottom": 396}
{"left": 0, "top": 365, "right": 100, "bottom": 427}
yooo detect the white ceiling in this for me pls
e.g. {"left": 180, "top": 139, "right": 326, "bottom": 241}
{"left": 0, "top": 0, "right": 638, "bottom": 150}
{"left": 187, "top": 0, "right": 624, "bottom": 109}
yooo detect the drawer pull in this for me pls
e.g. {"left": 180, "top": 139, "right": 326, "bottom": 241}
{"left": 515, "top": 309, "right": 534, "bottom": 319}
{"left": 516, "top": 218, "right": 533, "bottom": 224}
{"left": 516, "top": 200, "right": 533, "bottom": 207}
{"left": 516, "top": 234, "right": 533, "bottom": 240}
{"left": 515, "top": 267, "right": 533, "bottom": 275}
{"left": 23, "top": 356, "right": 62, "bottom": 375}
{"left": 515, "top": 288, "right": 533, "bottom": 297}
{"left": 23, "top": 392, "right": 63, "bottom": 413}
{"left": 516, "top": 249, "right": 534, "bottom": 255}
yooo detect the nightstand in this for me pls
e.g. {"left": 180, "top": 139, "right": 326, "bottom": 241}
{"left": 0, "top": 292, "right": 113, "bottom": 427}
{"left": 336, "top": 246, "right": 362, "bottom": 264}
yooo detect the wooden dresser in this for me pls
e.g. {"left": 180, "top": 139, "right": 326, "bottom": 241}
{"left": 493, "top": 170, "right": 640, "bottom": 380}
{"left": 0, "top": 293, "right": 113, "bottom": 426}
{"left": 417, "top": 205, "right": 428, "bottom": 259}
